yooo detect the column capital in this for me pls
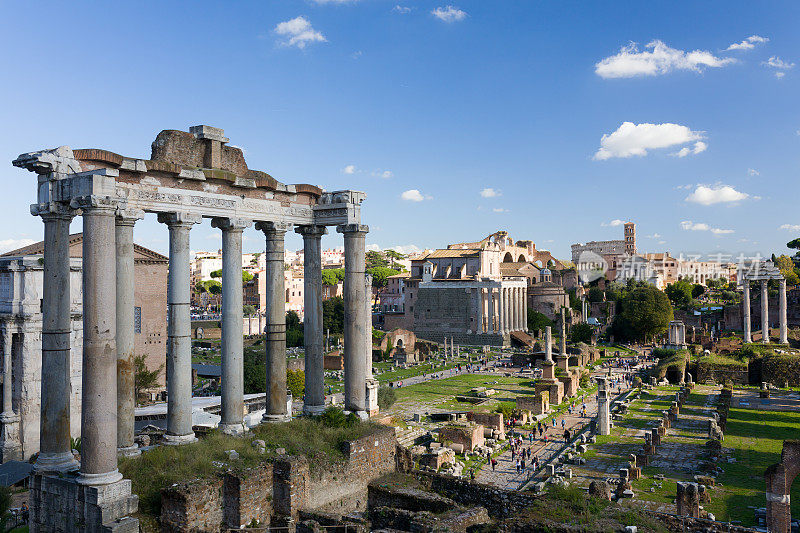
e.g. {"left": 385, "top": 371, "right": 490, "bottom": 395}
{"left": 157, "top": 211, "right": 202, "bottom": 227}
{"left": 336, "top": 224, "right": 369, "bottom": 235}
{"left": 116, "top": 207, "right": 145, "bottom": 226}
{"left": 30, "top": 203, "right": 75, "bottom": 220}
{"left": 211, "top": 217, "right": 252, "bottom": 232}
{"left": 295, "top": 225, "right": 328, "bottom": 238}
{"left": 255, "top": 220, "right": 291, "bottom": 235}
{"left": 69, "top": 195, "right": 118, "bottom": 213}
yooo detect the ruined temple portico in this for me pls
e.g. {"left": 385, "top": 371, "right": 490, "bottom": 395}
{"left": 13, "top": 125, "right": 371, "bottom": 532}
{"left": 740, "top": 261, "right": 788, "bottom": 345}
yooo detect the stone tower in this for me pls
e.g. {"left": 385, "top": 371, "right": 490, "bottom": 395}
{"left": 624, "top": 222, "right": 636, "bottom": 255}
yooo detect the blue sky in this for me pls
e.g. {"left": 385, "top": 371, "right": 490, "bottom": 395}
{"left": 1, "top": 1, "right": 798, "bottom": 260}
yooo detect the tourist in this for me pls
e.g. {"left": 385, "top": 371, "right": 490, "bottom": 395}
{"left": 491, "top": 458, "right": 497, "bottom": 471}
{"left": 521, "top": 458, "right": 526, "bottom": 470}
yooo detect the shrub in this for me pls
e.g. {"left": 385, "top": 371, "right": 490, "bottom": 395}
{"left": 287, "top": 369, "right": 305, "bottom": 398}
{"left": 496, "top": 402, "right": 515, "bottom": 420}
{"left": 378, "top": 387, "right": 397, "bottom": 409}
{"left": 319, "top": 407, "right": 359, "bottom": 428}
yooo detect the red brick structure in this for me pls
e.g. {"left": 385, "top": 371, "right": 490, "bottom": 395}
{"left": 765, "top": 440, "right": 800, "bottom": 533}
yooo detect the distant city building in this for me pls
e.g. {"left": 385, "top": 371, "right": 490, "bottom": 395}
{"left": 571, "top": 222, "right": 636, "bottom": 263}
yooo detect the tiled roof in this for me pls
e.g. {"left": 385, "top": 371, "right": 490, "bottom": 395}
{"left": 2, "top": 233, "right": 168, "bottom": 263}
{"left": 424, "top": 249, "right": 480, "bottom": 259}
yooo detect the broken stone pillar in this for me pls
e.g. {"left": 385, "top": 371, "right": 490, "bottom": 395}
{"left": 676, "top": 482, "right": 701, "bottom": 518}
{"left": 743, "top": 282, "right": 752, "bottom": 343}
{"left": 779, "top": 278, "right": 788, "bottom": 344}
{"left": 0, "top": 323, "right": 20, "bottom": 462}
{"left": 596, "top": 377, "right": 610, "bottom": 435}
{"left": 628, "top": 454, "right": 640, "bottom": 480}
{"left": 651, "top": 427, "right": 660, "bottom": 446}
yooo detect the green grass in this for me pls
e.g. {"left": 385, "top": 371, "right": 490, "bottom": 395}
{"left": 120, "top": 418, "right": 380, "bottom": 519}
{"left": 707, "top": 406, "right": 800, "bottom": 525}
{"left": 393, "top": 373, "right": 534, "bottom": 410}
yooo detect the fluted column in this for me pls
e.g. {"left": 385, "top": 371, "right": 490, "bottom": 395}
{"left": 743, "top": 282, "right": 752, "bottom": 343}
{"left": 516, "top": 287, "right": 523, "bottom": 330}
{"left": 761, "top": 279, "right": 770, "bottom": 344}
{"left": 779, "top": 278, "right": 788, "bottom": 344}
{"left": 504, "top": 288, "right": 511, "bottom": 333}
{"left": 34, "top": 207, "right": 79, "bottom": 473}
{"left": 115, "top": 209, "right": 144, "bottom": 458}
{"left": 75, "top": 196, "right": 121, "bottom": 485}
{"left": 213, "top": 217, "right": 251, "bottom": 435}
{"left": 0, "top": 321, "right": 20, "bottom": 462}
{"left": 158, "top": 212, "right": 201, "bottom": 444}
{"left": 522, "top": 286, "right": 528, "bottom": 331}
{"left": 337, "top": 224, "right": 369, "bottom": 417}
{"left": 296, "top": 225, "right": 327, "bottom": 415}
{"left": 488, "top": 289, "right": 495, "bottom": 334}
{"left": 258, "top": 222, "right": 291, "bottom": 423}
{"left": 498, "top": 288, "right": 506, "bottom": 334}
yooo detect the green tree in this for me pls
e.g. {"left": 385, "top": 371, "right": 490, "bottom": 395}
{"left": 665, "top": 279, "right": 693, "bottom": 308}
{"left": 242, "top": 271, "right": 254, "bottom": 283}
{"left": 692, "top": 283, "right": 706, "bottom": 298}
{"left": 210, "top": 269, "right": 222, "bottom": 278}
{"left": 366, "top": 250, "right": 389, "bottom": 269}
{"left": 286, "top": 311, "right": 303, "bottom": 347}
{"left": 243, "top": 304, "right": 256, "bottom": 317}
{"left": 617, "top": 286, "right": 673, "bottom": 342}
{"left": 208, "top": 282, "right": 222, "bottom": 295}
{"left": 587, "top": 286, "right": 604, "bottom": 303}
{"left": 527, "top": 309, "right": 552, "bottom": 332}
{"left": 322, "top": 268, "right": 345, "bottom": 287}
{"left": 368, "top": 266, "right": 400, "bottom": 288}
{"left": 134, "top": 354, "right": 163, "bottom": 403}
{"left": 378, "top": 387, "right": 397, "bottom": 409}
{"left": 0, "top": 485, "right": 10, "bottom": 532}
{"left": 323, "top": 296, "right": 345, "bottom": 335}
{"left": 287, "top": 369, "right": 305, "bottom": 398}
{"left": 570, "top": 323, "right": 593, "bottom": 344}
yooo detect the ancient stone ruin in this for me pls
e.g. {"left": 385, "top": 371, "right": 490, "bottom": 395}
{"left": 13, "top": 126, "right": 374, "bottom": 532}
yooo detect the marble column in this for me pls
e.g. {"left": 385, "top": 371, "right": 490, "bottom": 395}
{"left": 498, "top": 288, "right": 506, "bottom": 334}
{"left": 0, "top": 322, "right": 20, "bottom": 462}
{"left": 337, "top": 224, "right": 369, "bottom": 417}
{"left": 257, "top": 222, "right": 290, "bottom": 423}
{"left": 560, "top": 308, "right": 567, "bottom": 357}
{"left": 115, "top": 209, "right": 143, "bottom": 458}
{"left": 76, "top": 197, "right": 122, "bottom": 485}
{"left": 545, "top": 325, "right": 553, "bottom": 362}
{"left": 213, "top": 217, "right": 251, "bottom": 435}
{"left": 505, "top": 288, "right": 511, "bottom": 333}
{"left": 473, "top": 288, "right": 481, "bottom": 334}
{"left": 34, "top": 208, "right": 79, "bottom": 472}
{"left": 158, "top": 212, "right": 201, "bottom": 444}
{"left": 779, "top": 278, "right": 788, "bottom": 344}
{"left": 761, "top": 279, "right": 770, "bottom": 344}
{"left": 518, "top": 287, "right": 524, "bottom": 330}
{"left": 296, "top": 226, "right": 327, "bottom": 415}
{"left": 743, "top": 282, "right": 752, "bottom": 344}
{"left": 488, "top": 289, "right": 495, "bottom": 334}
{"left": 522, "top": 286, "right": 528, "bottom": 331}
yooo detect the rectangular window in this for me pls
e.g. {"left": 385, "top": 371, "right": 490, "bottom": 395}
{"left": 0, "top": 273, "right": 10, "bottom": 300}
{"left": 134, "top": 306, "right": 142, "bottom": 334}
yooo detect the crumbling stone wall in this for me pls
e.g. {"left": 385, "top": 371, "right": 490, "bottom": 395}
{"left": 765, "top": 440, "right": 800, "bottom": 533}
{"left": 223, "top": 464, "right": 274, "bottom": 528}
{"left": 161, "top": 477, "right": 224, "bottom": 532}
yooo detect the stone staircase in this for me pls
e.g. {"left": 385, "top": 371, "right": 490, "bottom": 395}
{"left": 395, "top": 425, "right": 428, "bottom": 448}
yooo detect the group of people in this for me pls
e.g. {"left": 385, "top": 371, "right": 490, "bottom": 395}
{"left": 486, "top": 436, "right": 540, "bottom": 475}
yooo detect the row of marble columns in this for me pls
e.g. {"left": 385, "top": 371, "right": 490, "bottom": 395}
{"left": 34, "top": 199, "right": 370, "bottom": 484}
{"left": 477, "top": 286, "right": 527, "bottom": 334}
{"left": 742, "top": 278, "right": 788, "bottom": 345}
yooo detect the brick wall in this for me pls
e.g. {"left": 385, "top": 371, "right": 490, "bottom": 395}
{"left": 161, "top": 477, "right": 224, "bottom": 532}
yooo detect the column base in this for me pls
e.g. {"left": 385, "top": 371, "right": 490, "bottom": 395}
{"left": 30, "top": 472, "right": 138, "bottom": 532}
{"left": 117, "top": 445, "right": 141, "bottom": 458}
{"left": 0, "top": 412, "right": 22, "bottom": 463}
{"left": 262, "top": 413, "right": 291, "bottom": 424}
{"left": 302, "top": 404, "right": 326, "bottom": 416}
{"left": 34, "top": 451, "right": 80, "bottom": 474}
{"left": 163, "top": 432, "right": 197, "bottom": 445}
{"left": 76, "top": 468, "right": 124, "bottom": 486}
{"left": 219, "top": 422, "right": 248, "bottom": 436}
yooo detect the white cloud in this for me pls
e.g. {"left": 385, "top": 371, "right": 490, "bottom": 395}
{"left": 492, "top": 207, "right": 509, "bottom": 213}
{"left": 401, "top": 189, "right": 432, "bottom": 202}
{"left": 680, "top": 220, "right": 734, "bottom": 235}
{"left": 764, "top": 56, "right": 795, "bottom": 70}
{"left": 645, "top": 233, "right": 662, "bottom": 239}
{"left": 595, "top": 40, "right": 735, "bottom": 79}
{"left": 673, "top": 141, "right": 707, "bottom": 157}
{"left": 342, "top": 165, "right": 356, "bottom": 174}
{"left": 748, "top": 168, "right": 760, "bottom": 176}
{"left": 601, "top": 219, "right": 626, "bottom": 227}
{"left": 775, "top": 72, "right": 786, "bottom": 79}
{"left": 388, "top": 244, "right": 421, "bottom": 255}
{"left": 726, "top": 35, "right": 769, "bottom": 51}
{"left": 0, "top": 238, "right": 36, "bottom": 254}
{"left": 681, "top": 221, "right": 710, "bottom": 231}
{"left": 594, "top": 122, "right": 705, "bottom": 160}
{"left": 371, "top": 170, "right": 393, "bottom": 179}
{"left": 685, "top": 184, "right": 749, "bottom": 205}
{"left": 393, "top": 5, "right": 412, "bottom": 13}
{"left": 431, "top": 5, "right": 467, "bottom": 22}
{"left": 780, "top": 224, "right": 800, "bottom": 232}
{"left": 480, "top": 188, "right": 501, "bottom": 198}
{"left": 274, "top": 16, "right": 327, "bottom": 49}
